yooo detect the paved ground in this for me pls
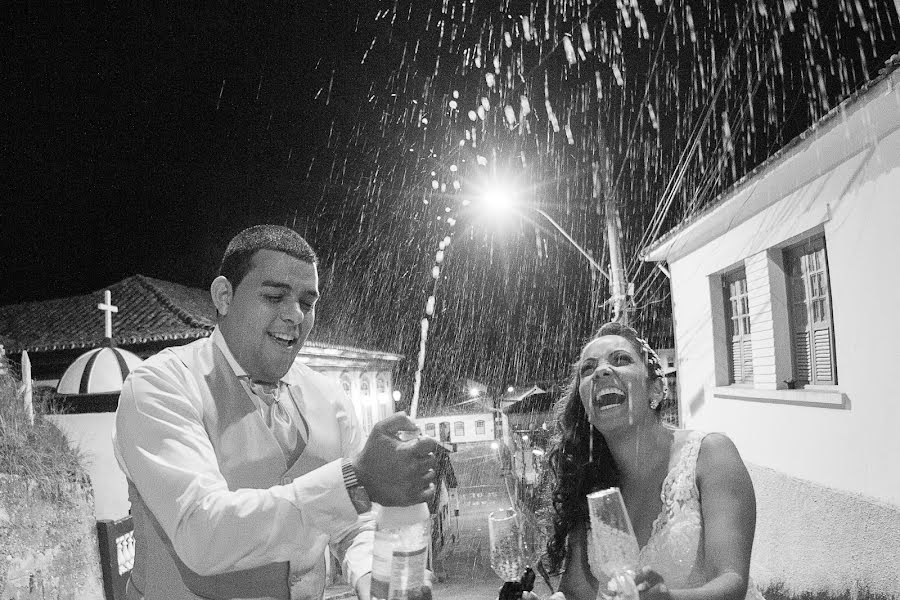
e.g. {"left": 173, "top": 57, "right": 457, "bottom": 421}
{"left": 430, "top": 442, "right": 556, "bottom": 600}
{"left": 432, "top": 441, "right": 513, "bottom": 599}
{"left": 326, "top": 441, "right": 554, "bottom": 600}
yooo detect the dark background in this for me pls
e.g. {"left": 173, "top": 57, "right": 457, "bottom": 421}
{"left": 3, "top": 1, "right": 898, "bottom": 402}
{"left": 3, "top": 3, "right": 356, "bottom": 301}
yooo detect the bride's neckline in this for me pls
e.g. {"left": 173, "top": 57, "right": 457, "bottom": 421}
{"left": 640, "top": 429, "right": 703, "bottom": 551}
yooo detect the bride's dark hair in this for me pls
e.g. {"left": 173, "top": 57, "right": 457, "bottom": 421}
{"left": 544, "top": 322, "right": 662, "bottom": 572}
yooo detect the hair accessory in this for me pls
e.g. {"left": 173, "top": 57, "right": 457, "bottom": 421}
{"left": 635, "top": 335, "right": 668, "bottom": 407}
{"left": 634, "top": 336, "right": 663, "bottom": 377}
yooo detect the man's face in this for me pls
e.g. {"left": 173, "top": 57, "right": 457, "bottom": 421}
{"left": 218, "top": 249, "right": 319, "bottom": 383}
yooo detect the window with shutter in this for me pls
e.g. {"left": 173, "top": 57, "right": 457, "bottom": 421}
{"left": 786, "top": 236, "right": 837, "bottom": 386}
{"left": 724, "top": 269, "right": 753, "bottom": 384}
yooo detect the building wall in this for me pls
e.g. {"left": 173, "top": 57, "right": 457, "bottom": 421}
{"left": 656, "top": 348, "right": 676, "bottom": 372}
{"left": 317, "top": 367, "right": 395, "bottom": 437}
{"left": 748, "top": 464, "right": 900, "bottom": 595}
{"left": 415, "top": 412, "right": 495, "bottom": 444}
{"left": 430, "top": 478, "right": 454, "bottom": 568}
{"left": 666, "top": 71, "right": 900, "bottom": 506}
{"left": 47, "top": 412, "right": 127, "bottom": 520}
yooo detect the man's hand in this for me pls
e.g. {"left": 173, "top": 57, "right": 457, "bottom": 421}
{"left": 353, "top": 412, "right": 438, "bottom": 506}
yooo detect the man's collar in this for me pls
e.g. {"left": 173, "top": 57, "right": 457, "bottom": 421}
{"left": 211, "top": 327, "right": 292, "bottom": 386}
{"left": 212, "top": 326, "right": 247, "bottom": 378}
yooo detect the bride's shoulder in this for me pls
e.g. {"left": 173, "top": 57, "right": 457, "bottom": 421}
{"left": 698, "top": 431, "right": 739, "bottom": 455}
{"left": 674, "top": 429, "right": 737, "bottom": 454}
{"left": 695, "top": 432, "right": 753, "bottom": 487}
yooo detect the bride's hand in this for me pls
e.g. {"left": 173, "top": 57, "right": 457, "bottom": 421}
{"left": 634, "top": 566, "right": 669, "bottom": 600}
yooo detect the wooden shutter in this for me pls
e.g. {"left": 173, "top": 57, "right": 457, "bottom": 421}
{"left": 725, "top": 270, "right": 753, "bottom": 384}
{"left": 787, "top": 237, "right": 837, "bottom": 386}
{"left": 793, "top": 330, "right": 811, "bottom": 382}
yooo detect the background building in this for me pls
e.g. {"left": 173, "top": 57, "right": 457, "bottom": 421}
{"left": 415, "top": 407, "right": 496, "bottom": 446}
{"left": 642, "top": 59, "right": 900, "bottom": 595}
{"left": 0, "top": 274, "right": 403, "bottom": 520}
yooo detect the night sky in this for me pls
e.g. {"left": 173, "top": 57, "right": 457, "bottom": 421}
{"left": 4, "top": 2, "right": 898, "bottom": 403}
{"left": 4, "top": 3, "right": 358, "bottom": 302}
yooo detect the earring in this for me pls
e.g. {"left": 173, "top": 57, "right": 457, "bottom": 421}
{"left": 649, "top": 393, "right": 662, "bottom": 410}
{"left": 588, "top": 423, "right": 594, "bottom": 463}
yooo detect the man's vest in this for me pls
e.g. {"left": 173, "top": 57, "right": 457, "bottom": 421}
{"left": 126, "top": 339, "right": 334, "bottom": 600}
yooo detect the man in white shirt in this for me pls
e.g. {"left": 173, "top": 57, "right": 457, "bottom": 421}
{"left": 114, "top": 224, "right": 437, "bottom": 600}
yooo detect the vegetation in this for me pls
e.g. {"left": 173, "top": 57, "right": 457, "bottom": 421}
{"left": 0, "top": 355, "right": 87, "bottom": 500}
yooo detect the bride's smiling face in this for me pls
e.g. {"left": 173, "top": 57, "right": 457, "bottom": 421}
{"left": 578, "top": 334, "right": 654, "bottom": 431}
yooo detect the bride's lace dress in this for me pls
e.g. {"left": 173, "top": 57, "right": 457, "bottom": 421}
{"left": 587, "top": 431, "right": 765, "bottom": 600}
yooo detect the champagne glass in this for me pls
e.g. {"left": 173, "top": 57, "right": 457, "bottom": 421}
{"left": 587, "top": 488, "right": 640, "bottom": 600}
{"left": 488, "top": 508, "right": 526, "bottom": 582}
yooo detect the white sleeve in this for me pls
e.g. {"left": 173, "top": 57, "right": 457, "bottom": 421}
{"left": 328, "top": 376, "right": 376, "bottom": 587}
{"left": 113, "top": 359, "right": 359, "bottom": 576}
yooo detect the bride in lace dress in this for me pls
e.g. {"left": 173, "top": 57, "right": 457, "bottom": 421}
{"left": 526, "top": 322, "right": 763, "bottom": 600}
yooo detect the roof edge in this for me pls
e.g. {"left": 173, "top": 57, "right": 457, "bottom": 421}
{"left": 642, "top": 53, "right": 900, "bottom": 262}
{"left": 135, "top": 275, "right": 215, "bottom": 331}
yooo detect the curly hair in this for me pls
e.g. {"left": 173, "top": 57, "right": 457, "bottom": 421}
{"left": 543, "top": 322, "right": 664, "bottom": 573}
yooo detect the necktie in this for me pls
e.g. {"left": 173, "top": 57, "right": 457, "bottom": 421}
{"left": 246, "top": 379, "right": 307, "bottom": 464}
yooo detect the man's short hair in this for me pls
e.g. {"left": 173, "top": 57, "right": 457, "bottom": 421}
{"left": 218, "top": 225, "right": 318, "bottom": 288}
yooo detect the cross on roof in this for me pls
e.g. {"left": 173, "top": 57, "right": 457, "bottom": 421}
{"left": 97, "top": 290, "right": 118, "bottom": 339}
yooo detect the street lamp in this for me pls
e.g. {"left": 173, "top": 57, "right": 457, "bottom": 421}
{"left": 473, "top": 172, "right": 631, "bottom": 324}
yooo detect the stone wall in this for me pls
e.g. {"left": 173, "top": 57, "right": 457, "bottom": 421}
{"left": 0, "top": 475, "right": 104, "bottom": 599}
{"left": 749, "top": 464, "right": 900, "bottom": 598}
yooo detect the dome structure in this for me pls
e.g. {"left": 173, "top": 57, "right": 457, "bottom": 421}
{"left": 57, "top": 346, "right": 143, "bottom": 395}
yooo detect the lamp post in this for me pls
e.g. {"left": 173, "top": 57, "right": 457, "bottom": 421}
{"left": 594, "top": 161, "right": 631, "bottom": 327}
{"left": 476, "top": 161, "right": 632, "bottom": 325}
{"left": 517, "top": 203, "right": 631, "bottom": 326}
{"left": 520, "top": 433, "right": 529, "bottom": 482}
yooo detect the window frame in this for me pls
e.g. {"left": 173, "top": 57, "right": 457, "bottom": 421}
{"left": 784, "top": 235, "right": 838, "bottom": 387}
{"left": 453, "top": 421, "right": 465, "bottom": 437}
{"left": 339, "top": 374, "right": 352, "bottom": 396}
{"left": 723, "top": 268, "right": 754, "bottom": 385}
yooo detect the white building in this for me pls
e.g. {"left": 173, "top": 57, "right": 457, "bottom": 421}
{"left": 303, "top": 347, "right": 402, "bottom": 436}
{"left": 415, "top": 411, "right": 496, "bottom": 445}
{"left": 642, "top": 59, "right": 900, "bottom": 595}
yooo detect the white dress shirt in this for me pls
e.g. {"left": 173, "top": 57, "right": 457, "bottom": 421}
{"left": 113, "top": 328, "right": 374, "bottom": 596}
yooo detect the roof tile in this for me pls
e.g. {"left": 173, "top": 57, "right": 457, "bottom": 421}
{"left": 0, "top": 275, "right": 218, "bottom": 353}
{"left": 0, "top": 274, "right": 399, "bottom": 355}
